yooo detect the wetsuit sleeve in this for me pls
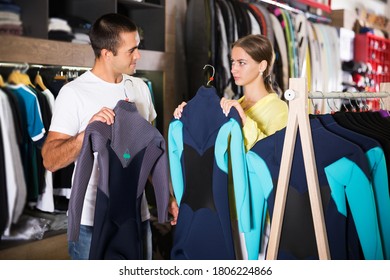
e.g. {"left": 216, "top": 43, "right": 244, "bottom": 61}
{"left": 67, "top": 128, "right": 95, "bottom": 242}
{"left": 325, "top": 157, "right": 384, "bottom": 260}
{"left": 149, "top": 141, "right": 170, "bottom": 223}
{"left": 366, "top": 147, "right": 390, "bottom": 259}
{"left": 168, "top": 120, "right": 184, "bottom": 206}
{"left": 229, "top": 119, "right": 251, "bottom": 233}
{"left": 244, "top": 151, "right": 274, "bottom": 260}
{"left": 215, "top": 119, "right": 250, "bottom": 233}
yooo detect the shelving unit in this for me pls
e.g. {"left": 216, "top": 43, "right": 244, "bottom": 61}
{"left": 1, "top": 0, "right": 182, "bottom": 137}
{"left": 354, "top": 33, "right": 390, "bottom": 92}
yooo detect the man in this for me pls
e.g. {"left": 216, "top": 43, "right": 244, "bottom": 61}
{"left": 42, "top": 13, "right": 178, "bottom": 260}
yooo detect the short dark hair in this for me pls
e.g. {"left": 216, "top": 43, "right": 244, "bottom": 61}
{"left": 89, "top": 13, "right": 138, "bottom": 58}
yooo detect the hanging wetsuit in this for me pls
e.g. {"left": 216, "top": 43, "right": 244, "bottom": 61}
{"left": 245, "top": 118, "right": 383, "bottom": 260}
{"left": 68, "top": 100, "right": 170, "bottom": 259}
{"left": 168, "top": 86, "right": 250, "bottom": 260}
{"left": 317, "top": 114, "right": 390, "bottom": 259}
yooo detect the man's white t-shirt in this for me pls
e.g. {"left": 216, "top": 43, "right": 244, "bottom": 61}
{"left": 49, "top": 71, "right": 157, "bottom": 226}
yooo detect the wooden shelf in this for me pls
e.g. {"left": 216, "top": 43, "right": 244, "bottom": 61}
{"left": 0, "top": 35, "right": 94, "bottom": 67}
{"left": 0, "top": 35, "right": 167, "bottom": 71}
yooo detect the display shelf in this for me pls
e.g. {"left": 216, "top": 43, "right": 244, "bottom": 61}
{"left": 354, "top": 33, "right": 390, "bottom": 92}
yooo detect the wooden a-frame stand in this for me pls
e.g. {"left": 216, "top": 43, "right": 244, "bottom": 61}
{"left": 266, "top": 77, "right": 331, "bottom": 260}
{"left": 265, "top": 78, "right": 390, "bottom": 260}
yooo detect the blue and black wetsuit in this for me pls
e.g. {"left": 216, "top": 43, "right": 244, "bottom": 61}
{"left": 168, "top": 86, "right": 250, "bottom": 260}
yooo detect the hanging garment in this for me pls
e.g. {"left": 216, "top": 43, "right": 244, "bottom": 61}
{"left": 333, "top": 111, "right": 390, "bottom": 178}
{"left": 185, "top": 0, "right": 213, "bottom": 99}
{"left": 0, "top": 121, "right": 7, "bottom": 236}
{"left": 168, "top": 85, "right": 250, "bottom": 260}
{"left": 245, "top": 118, "right": 383, "bottom": 260}
{"left": 0, "top": 89, "right": 27, "bottom": 236}
{"left": 68, "top": 100, "right": 170, "bottom": 260}
{"left": 26, "top": 85, "right": 54, "bottom": 212}
{"left": 6, "top": 84, "right": 46, "bottom": 203}
{"left": 317, "top": 114, "right": 390, "bottom": 259}
{"left": 215, "top": 1, "right": 231, "bottom": 97}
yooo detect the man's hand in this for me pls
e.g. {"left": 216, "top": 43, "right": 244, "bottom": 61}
{"left": 89, "top": 107, "right": 116, "bottom": 125}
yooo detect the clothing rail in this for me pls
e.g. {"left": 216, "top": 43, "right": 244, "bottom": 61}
{"left": 0, "top": 61, "right": 91, "bottom": 72}
{"left": 0, "top": 62, "right": 29, "bottom": 72}
{"left": 255, "top": 0, "right": 302, "bottom": 13}
{"left": 254, "top": 0, "right": 332, "bottom": 23}
{"left": 308, "top": 91, "right": 390, "bottom": 99}
{"left": 266, "top": 78, "right": 390, "bottom": 260}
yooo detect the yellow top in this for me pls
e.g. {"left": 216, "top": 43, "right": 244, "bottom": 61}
{"left": 239, "top": 92, "right": 288, "bottom": 151}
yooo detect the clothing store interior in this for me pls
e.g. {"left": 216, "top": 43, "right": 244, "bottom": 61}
{"left": 0, "top": 0, "right": 390, "bottom": 261}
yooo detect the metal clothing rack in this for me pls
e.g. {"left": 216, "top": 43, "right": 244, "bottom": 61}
{"left": 266, "top": 77, "right": 390, "bottom": 260}
{"left": 254, "top": 0, "right": 332, "bottom": 23}
{"left": 0, "top": 61, "right": 91, "bottom": 72}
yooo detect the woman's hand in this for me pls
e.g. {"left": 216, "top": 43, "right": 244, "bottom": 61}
{"left": 173, "top": 101, "right": 187, "bottom": 119}
{"left": 220, "top": 97, "right": 246, "bottom": 124}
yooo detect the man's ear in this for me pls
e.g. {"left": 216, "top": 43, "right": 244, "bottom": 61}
{"left": 101, "top": 49, "right": 112, "bottom": 60}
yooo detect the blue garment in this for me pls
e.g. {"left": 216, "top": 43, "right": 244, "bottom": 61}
{"left": 246, "top": 118, "right": 383, "bottom": 260}
{"left": 68, "top": 100, "right": 169, "bottom": 259}
{"left": 318, "top": 114, "right": 390, "bottom": 259}
{"left": 168, "top": 86, "right": 250, "bottom": 260}
{"left": 68, "top": 221, "right": 152, "bottom": 260}
{"left": 6, "top": 84, "right": 45, "bottom": 142}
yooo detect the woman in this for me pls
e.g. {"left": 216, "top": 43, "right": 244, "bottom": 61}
{"left": 172, "top": 34, "right": 288, "bottom": 260}
{"left": 175, "top": 34, "right": 288, "bottom": 151}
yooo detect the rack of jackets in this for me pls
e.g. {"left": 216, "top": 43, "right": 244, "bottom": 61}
{"left": 248, "top": 78, "right": 390, "bottom": 260}
{"left": 0, "top": 62, "right": 160, "bottom": 240}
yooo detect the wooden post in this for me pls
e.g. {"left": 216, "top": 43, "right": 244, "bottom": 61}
{"left": 266, "top": 77, "right": 331, "bottom": 260}
{"left": 380, "top": 83, "right": 390, "bottom": 111}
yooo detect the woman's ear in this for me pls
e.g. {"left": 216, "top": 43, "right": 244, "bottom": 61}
{"left": 259, "top": 60, "right": 268, "bottom": 73}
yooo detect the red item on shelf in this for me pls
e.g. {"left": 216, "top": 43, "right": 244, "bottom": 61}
{"left": 354, "top": 33, "right": 390, "bottom": 92}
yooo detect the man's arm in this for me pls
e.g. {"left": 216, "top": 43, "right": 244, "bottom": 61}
{"left": 42, "top": 106, "right": 116, "bottom": 172}
{"left": 41, "top": 131, "right": 84, "bottom": 172}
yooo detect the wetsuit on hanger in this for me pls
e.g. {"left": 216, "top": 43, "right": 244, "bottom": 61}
{"left": 68, "top": 100, "right": 170, "bottom": 259}
{"left": 245, "top": 118, "right": 383, "bottom": 260}
{"left": 317, "top": 113, "right": 390, "bottom": 259}
{"left": 168, "top": 85, "right": 250, "bottom": 260}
